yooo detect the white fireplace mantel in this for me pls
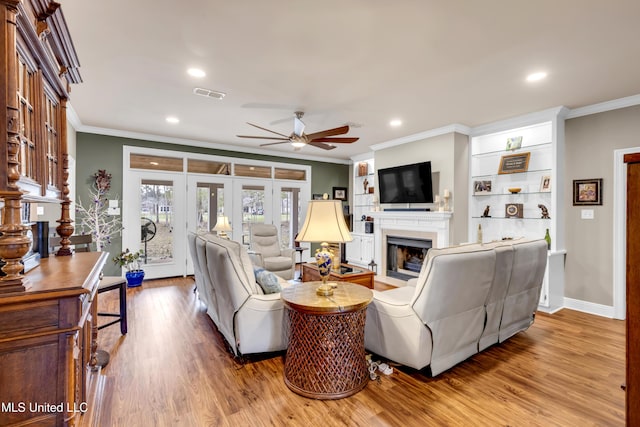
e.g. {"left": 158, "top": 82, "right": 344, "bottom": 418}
{"left": 370, "top": 211, "right": 453, "bottom": 285}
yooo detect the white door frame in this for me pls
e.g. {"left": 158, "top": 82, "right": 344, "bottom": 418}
{"left": 613, "top": 147, "right": 640, "bottom": 319}
{"left": 122, "top": 169, "right": 186, "bottom": 279}
{"left": 233, "top": 178, "right": 274, "bottom": 244}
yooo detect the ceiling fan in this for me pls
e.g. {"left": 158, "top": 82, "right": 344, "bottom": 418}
{"left": 237, "top": 111, "right": 358, "bottom": 151}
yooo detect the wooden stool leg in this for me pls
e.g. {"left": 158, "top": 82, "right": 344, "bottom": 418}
{"left": 119, "top": 281, "right": 128, "bottom": 335}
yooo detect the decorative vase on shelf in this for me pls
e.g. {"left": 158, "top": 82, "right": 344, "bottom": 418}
{"left": 544, "top": 229, "right": 551, "bottom": 250}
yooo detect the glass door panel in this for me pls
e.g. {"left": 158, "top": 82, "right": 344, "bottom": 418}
{"left": 233, "top": 179, "right": 272, "bottom": 245}
{"left": 186, "top": 175, "right": 232, "bottom": 274}
{"left": 122, "top": 170, "right": 186, "bottom": 279}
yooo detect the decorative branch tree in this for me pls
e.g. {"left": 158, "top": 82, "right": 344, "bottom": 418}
{"left": 75, "top": 170, "right": 122, "bottom": 252}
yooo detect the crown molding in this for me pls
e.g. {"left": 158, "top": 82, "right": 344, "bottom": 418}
{"left": 66, "top": 103, "right": 82, "bottom": 131}
{"left": 350, "top": 152, "right": 375, "bottom": 162}
{"left": 565, "top": 93, "right": 640, "bottom": 119}
{"left": 369, "top": 123, "right": 471, "bottom": 152}
{"left": 469, "top": 106, "right": 569, "bottom": 137}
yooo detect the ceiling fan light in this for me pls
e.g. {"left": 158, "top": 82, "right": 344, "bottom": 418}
{"left": 291, "top": 141, "right": 306, "bottom": 148}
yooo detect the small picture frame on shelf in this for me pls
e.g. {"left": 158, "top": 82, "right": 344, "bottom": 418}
{"left": 506, "top": 136, "right": 523, "bottom": 151}
{"left": 540, "top": 175, "right": 551, "bottom": 192}
{"left": 498, "top": 152, "right": 531, "bottom": 174}
{"left": 473, "top": 180, "right": 492, "bottom": 195}
{"left": 573, "top": 178, "right": 602, "bottom": 205}
{"left": 505, "top": 203, "right": 524, "bottom": 218}
{"left": 312, "top": 193, "right": 324, "bottom": 200}
{"left": 357, "top": 162, "right": 369, "bottom": 176}
{"left": 332, "top": 187, "right": 347, "bottom": 201}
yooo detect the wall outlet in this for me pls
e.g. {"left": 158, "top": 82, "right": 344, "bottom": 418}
{"left": 107, "top": 207, "right": 120, "bottom": 216}
{"left": 581, "top": 209, "right": 594, "bottom": 219}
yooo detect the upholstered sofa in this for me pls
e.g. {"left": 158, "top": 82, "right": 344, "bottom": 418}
{"left": 188, "top": 232, "right": 291, "bottom": 356}
{"left": 364, "top": 238, "right": 547, "bottom": 376}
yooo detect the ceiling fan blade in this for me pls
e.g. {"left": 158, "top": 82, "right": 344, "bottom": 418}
{"left": 260, "top": 141, "right": 293, "bottom": 147}
{"left": 308, "top": 141, "right": 337, "bottom": 150}
{"left": 237, "top": 135, "right": 290, "bottom": 141}
{"left": 246, "top": 122, "right": 289, "bottom": 138}
{"left": 294, "top": 116, "right": 305, "bottom": 137}
{"left": 310, "top": 137, "right": 359, "bottom": 144}
{"left": 305, "top": 125, "right": 350, "bottom": 141}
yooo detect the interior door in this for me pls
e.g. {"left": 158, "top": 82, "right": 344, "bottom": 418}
{"left": 186, "top": 174, "right": 232, "bottom": 274}
{"left": 122, "top": 170, "right": 186, "bottom": 279}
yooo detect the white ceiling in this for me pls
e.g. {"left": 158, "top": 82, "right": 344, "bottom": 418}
{"left": 61, "top": 0, "right": 640, "bottom": 162}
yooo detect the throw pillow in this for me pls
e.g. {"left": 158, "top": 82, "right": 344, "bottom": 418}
{"left": 253, "top": 267, "right": 281, "bottom": 294}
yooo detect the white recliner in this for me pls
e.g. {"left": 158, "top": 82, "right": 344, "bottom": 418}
{"left": 364, "top": 239, "right": 548, "bottom": 376}
{"left": 365, "top": 245, "right": 496, "bottom": 375}
{"left": 188, "top": 232, "right": 291, "bottom": 356}
{"left": 249, "top": 224, "right": 296, "bottom": 280}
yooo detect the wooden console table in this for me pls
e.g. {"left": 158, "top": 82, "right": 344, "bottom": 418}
{"left": 302, "top": 262, "right": 374, "bottom": 289}
{"left": 281, "top": 281, "right": 373, "bottom": 399}
{"left": 0, "top": 252, "right": 107, "bottom": 427}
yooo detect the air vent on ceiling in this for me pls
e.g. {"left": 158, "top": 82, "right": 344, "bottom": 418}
{"left": 193, "top": 87, "right": 226, "bottom": 100}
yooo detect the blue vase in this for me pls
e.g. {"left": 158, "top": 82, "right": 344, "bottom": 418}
{"left": 125, "top": 270, "right": 145, "bottom": 287}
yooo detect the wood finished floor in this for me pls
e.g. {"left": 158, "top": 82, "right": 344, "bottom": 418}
{"left": 87, "top": 277, "right": 625, "bottom": 427}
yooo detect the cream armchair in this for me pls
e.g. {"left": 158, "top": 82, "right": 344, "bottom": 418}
{"left": 249, "top": 224, "right": 296, "bottom": 280}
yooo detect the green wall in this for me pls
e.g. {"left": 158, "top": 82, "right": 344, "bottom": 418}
{"left": 75, "top": 132, "right": 349, "bottom": 275}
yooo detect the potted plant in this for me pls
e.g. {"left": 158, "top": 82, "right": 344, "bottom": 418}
{"left": 113, "top": 248, "right": 145, "bottom": 287}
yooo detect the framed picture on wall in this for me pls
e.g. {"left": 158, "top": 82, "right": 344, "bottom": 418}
{"left": 332, "top": 187, "right": 347, "bottom": 201}
{"left": 540, "top": 175, "right": 551, "bottom": 192}
{"left": 573, "top": 178, "right": 602, "bottom": 205}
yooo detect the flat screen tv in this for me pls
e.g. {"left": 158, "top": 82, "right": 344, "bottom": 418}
{"left": 378, "top": 161, "right": 434, "bottom": 204}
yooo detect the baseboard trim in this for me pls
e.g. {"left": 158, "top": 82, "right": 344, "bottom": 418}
{"left": 563, "top": 297, "right": 615, "bottom": 318}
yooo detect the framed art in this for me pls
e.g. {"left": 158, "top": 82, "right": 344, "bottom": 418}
{"left": 505, "top": 203, "right": 524, "bottom": 218}
{"left": 573, "top": 178, "right": 602, "bottom": 205}
{"left": 540, "top": 175, "right": 551, "bottom": 192}
{"left": 312, "top": 193, "right": 324, "bottom": 200}
{"left": 473, "top": 180, "right": 492, "bottom": 195}
{"left": 332, "top": 187, "right": 347, "bottom": 201}
{"left": 506, "top": 136, "right": 523, "bottom": 151}
{"left": 498, "top": 152, "right": 530, "bottom": 174}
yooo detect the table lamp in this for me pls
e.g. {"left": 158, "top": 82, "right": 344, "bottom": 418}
{"left": 213, "top": 215, "right": 232, "bottom": 239}
{"left": 295, "top": 200, "right": 353, "bottom": 296}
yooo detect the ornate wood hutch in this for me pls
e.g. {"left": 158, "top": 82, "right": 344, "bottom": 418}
{"left": 0, "top": 2, "right": 105, "bottom": 426}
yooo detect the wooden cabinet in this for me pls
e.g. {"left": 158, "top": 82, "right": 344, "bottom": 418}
{"left": 624, "top": 152, "right": 640, "bottom": 426}
{"left": 0, "top": 0, "right": 81, "bottom": 290}
{"left": 0, "top": 252, "right": 107, "bottom": 427}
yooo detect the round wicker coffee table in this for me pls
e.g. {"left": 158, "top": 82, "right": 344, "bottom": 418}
{"left": 281, "top": 281, "right": 373, "bottom": 399}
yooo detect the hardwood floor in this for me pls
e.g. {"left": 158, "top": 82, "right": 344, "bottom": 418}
{"left": 85, "top": 277, "right": 625, "bottom": 426}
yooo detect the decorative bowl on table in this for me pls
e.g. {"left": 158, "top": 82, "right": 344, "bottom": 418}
{"left": 508, "top": 187, "right": 522, "bottom": 194}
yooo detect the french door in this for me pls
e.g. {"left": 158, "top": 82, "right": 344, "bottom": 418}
{"left": 122, "top": 170, "right": 186, "bottom": 279}
{"left": 186, "top": 174, "right": 232, "bottom": 274}
{"left": 233, "top": 178, "right": 274, "bottom": 245}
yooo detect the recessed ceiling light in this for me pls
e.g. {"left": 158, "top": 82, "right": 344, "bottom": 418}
{"left": 526, "top": 71, "right": 547, "bottom": 82}
{"left": 166, "top": 116, "right": 180, "bottom": 124}
{"left": 187, "top": 68, "right": 206, "bottom": 78}
{"left": 390, "top": 119, "right": 402, "bottom": 127}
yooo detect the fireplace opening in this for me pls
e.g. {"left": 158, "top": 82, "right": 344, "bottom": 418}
{"left": 386, "top": 236, "right": 432, "bottom": 280}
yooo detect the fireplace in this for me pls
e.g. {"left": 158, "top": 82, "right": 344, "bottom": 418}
{"left": 370, "top": 211, "right": 451, "bottom": 286}
{"left": 386, "top": 236, "right": 432, "bottom": 280}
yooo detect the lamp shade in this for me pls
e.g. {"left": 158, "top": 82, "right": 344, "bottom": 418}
{"left": 295, "top": 200, "right": 352, "bottom": 243}
{"left": 213, "top": 215, "right": 232, "bottom": 232}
